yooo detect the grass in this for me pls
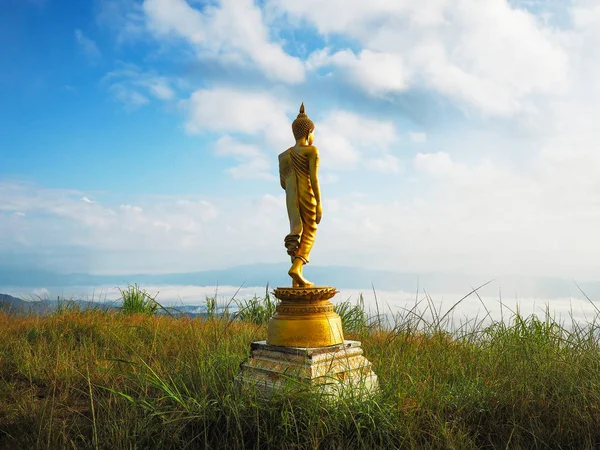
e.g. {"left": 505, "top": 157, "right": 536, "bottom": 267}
{"left": 118, "top": 284, "right": 160, "bottom": 315}
{"left": 234, "top": 284, "right": 277, "bottom": 326}
{"left": 1, "top": 287, "right": 600, "bottom": 449}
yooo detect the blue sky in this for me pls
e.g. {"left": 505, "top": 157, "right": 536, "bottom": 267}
{"left": 2, "top": 0, "right": 600, "bottom": 281}
{"left": 1, "top": 0, "right": 219, "bottom": 196}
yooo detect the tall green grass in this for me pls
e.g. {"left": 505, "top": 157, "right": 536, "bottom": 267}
{"left": 118, "top": 284, "right": 160, "bottom": 315}
{"left": 1, "top": 287, "right": 600, "bottom": 449}
{"left": 335, "top": 292, "right": 371, "bottom": 333}
{"left": 234, "top": 285, "right": 277, "bottom": 326}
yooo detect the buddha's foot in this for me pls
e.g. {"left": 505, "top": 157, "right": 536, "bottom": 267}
{"left": 288, "top": 267, "right": 314, "bottom": 287}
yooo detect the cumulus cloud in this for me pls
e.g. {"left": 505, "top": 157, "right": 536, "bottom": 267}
{"left": 184, "top": 90, "right": 403, "bottom": 175}
{"left": 307, "top": 48, "right": 407, "bottom": 96}
{"left": 142, "top": 0, "right": 305, "bottom": 84}
{"left": 185, "top": 88, "right": 286, "bottom": 134}
{"left": 316, "top": 110, "right": 399, "bottom": 170}
{"left": 184, "top": 87, "right": 292, "bottom": 149}
{"left": 271, "top": 0, "right": 570, "bottom": 116}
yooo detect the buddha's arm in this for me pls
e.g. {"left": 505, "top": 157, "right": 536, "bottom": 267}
{"left": 278, "top": 155, "right": 286, "bottom": 190}
{"left": 280, "top": 172, "right": 286, "bottom": 190}
{"left": 308, "top": 147, "right": 321, "bottom": 206}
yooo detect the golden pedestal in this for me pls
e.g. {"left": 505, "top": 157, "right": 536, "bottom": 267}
{"left": 237, "top": 286, "right": 378, "bottom": 397}
{"left": 266, "top": 286, "right": 344, "bottom": 348}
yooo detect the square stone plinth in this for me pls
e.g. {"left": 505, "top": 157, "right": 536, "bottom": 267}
{"left": 236, "top": 340, "right": 378, "bottom": 397}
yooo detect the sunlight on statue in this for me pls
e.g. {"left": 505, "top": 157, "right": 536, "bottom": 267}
{"left": 279, "top": 103, "right": 323, "bottom": 287}
{"left": 237, "top": 104, "right": 378, "bottom": 392}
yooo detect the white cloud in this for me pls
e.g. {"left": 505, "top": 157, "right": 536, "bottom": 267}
{"left": 120, "top": 204, "right": 143, "bottom": 213}
{"left": 96, "top": 0, "right": 147, "bottom": 44}
{"left": 102, "top": 64, "right": 177, "bottom": 109}
{"left": 572, "top": 1, "right": 600, "bottom": 34}
{"left": 108, "top": 84, "right": 150, "bottom": 110}
{"left": 143, "top": 0, "right": 305, "bottom": 84}
{"left": 214, "top": 136, "right": 276, "bottom": 181}
{"left": 409, "top": 132, "right": 427, "bottom": 143}
{"left": 75, "top": 29, "right": 101, "bottom": 64}
{"left": 81, "top": 197, "right": 94, "bottom": 204}
{"left": 307, "top": 48, "right": 407, "bottom": 95}
{"left": 32, "top": 288, "right": 49, "bottom": 297}
{"left": 414, "top": 151, "right": 471, "bottom": 180}
{"left": 184, "top": 88, "right": 292, "bottom": 149}
{"left": 316, "top": 110, "right": 399, "bottom": 170}
{"left": 0, "top": 182, "right": 220, "bottom": 256}
{"left": 266, "top": 0, "right": 408, "bottom": 35}
{"left": 314, "top": 131, "right": 360, "bottom": 169}
{"left": 140, "top": 79, "right": 175, "bottom": 100}
{"left": 271, "top": 0, "right": 570, "bottom": 116}
{"left": 407, "top": 144, "right": 600, "bottom": 278}
{"left": 366, "top": 154, "right": 402, "bottom": 173}
{"left": 184, "top": 94, "right": 403, "bottom": 174}
{"left": 252, "top": 193, "right": 285, "bottom": 214}
{"left": 320, "top": 173, "right": 340, "bottom": 184}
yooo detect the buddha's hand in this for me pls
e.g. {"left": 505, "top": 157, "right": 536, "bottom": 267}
{"left": 316, "top": 203, "right": 323, "bottom": 224}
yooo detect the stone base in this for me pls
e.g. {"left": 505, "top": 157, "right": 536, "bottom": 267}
{"left": 236, "top": 340, "right": 378, "bottom": 397}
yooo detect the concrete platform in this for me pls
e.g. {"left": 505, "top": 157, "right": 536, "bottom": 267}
{"left": 236, "top": 340, "right": 379, "bottom": 397}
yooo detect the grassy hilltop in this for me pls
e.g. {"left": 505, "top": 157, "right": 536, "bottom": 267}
{"left": 1, "top": 286, "right": 600, "bottom": 449}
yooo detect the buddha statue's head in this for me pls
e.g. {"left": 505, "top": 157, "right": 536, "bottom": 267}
{"left": 292, "top": 102, "right": 315, "bottom": 144}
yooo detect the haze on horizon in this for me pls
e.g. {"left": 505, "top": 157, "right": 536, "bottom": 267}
{"left": 2, "top": 0, "right": 600, "bottom": 284}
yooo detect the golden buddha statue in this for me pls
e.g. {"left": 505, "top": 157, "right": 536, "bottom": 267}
{"left": 266, "top": 102, "right": 344, "bottom": 348}
{"left": 278, "top": 103, "right": 322, "bottom": 287}
{"left": 237, "top": 103, "right": 377, "bottom": 396}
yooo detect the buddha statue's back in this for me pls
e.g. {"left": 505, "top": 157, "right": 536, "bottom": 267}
{"left": 278, "top": 103, "right": 322, "bottom": 287}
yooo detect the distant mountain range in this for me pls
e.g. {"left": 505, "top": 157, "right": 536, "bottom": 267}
{"left": 0, "top": 292, "right": 218, "bottom": 317}
{"left": 1, "top": 263, "right": 599, "bottom": 300}
{"left": 0, "top": 292, "right": 117, "bottom": 315}
{"left": 0, "top": 263, "right": 423, "bottom": 289}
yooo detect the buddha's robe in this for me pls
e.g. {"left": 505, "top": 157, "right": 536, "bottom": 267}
{"left": 278, "top": 147, "right": 318, "bottom": 264}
